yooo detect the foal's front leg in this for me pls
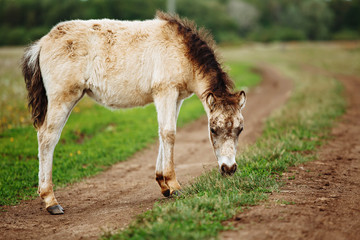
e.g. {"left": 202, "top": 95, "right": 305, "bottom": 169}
{"left": 154, "top": 91, "right": 181, "bottom": 197}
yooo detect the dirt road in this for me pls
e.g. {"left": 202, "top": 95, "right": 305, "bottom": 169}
{"left": 221, "top": 71, "right": 360, "bottom": 240}
{"left": 0, "top": 66, "right": 292, "bottom": 240}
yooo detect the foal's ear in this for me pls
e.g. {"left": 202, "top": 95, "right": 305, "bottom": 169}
{"left": 206, "top": 93, "right": 216, "bottom": 111}
{"left": 238, "top": 91, "right": 246, "bottom": 109}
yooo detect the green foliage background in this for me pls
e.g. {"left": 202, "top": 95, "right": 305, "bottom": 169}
{"left": 0, "top": 0, "right": 359, "bottom": 46}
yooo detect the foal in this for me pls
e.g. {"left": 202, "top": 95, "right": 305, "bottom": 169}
{"left": 22, "top": 12, "right": 246, "bottom": 215}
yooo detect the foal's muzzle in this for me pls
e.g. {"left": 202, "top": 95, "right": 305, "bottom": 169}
{"left": 220, "top": 163, "right": 238, "bottom": 176}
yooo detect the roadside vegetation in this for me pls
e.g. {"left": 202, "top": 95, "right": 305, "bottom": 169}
{"left": 0, "top": 47, "right": 259, "bottom": 206}
{"left": 102, "top": 43, "right": 360, "bottom": 239}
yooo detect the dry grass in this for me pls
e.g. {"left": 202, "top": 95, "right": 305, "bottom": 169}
{"left": 0, "top": 47, "right": 28, "bottom": 130}
{"left": 221, "top": 41, "right": 360, "bottom": 75}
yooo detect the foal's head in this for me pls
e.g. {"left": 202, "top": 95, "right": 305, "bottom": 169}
{"left": 205, "top": 91, "right": 246, "bottom": 176}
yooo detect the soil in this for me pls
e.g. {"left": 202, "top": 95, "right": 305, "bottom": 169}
{"left": 0, "top": 66, "right": 292, "bottom": 240}
{"left": 221, "top": 71, "right": 360, "bottom": 240}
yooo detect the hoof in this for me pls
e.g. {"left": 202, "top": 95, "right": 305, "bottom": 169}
{"left": 162, "top": 189, "right": 171, "bottom": 198}
{"left": 47, "top": 204, "right": 64, "bottom": 215}
{"left": 171, "top": 190, "right": 182, "bottom": 197}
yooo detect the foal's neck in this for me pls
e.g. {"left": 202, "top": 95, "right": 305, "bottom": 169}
{"left": 192, "top": 74, "right": 218, "bottom": 115}
{"left": 192, "top": 76, "right": 210, "bottom": 100}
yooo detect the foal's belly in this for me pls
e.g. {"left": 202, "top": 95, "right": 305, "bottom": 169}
{"left": 85, "top": 80, "right": 154, "bottom": 109}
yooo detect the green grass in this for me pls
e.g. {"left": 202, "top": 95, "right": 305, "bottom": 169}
{"left": 0, "top": 47, "right": 29, "bottom": 131}
{"left": 226, "top": 61, "right": 261, "bottom": 89}
{"left": 0, "top": 47, "right": 258, "bottom": 206}
{"left": 103, "top": 43, "right": 354, "bottom": 239}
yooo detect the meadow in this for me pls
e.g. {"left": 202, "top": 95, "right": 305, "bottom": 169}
{"left": 1, "top": 42, "right": 359, "bottom": 240}
{"left": 0, "top": 47, "right": 260, "bottom": 206}
{"left": 104, "top": 42, "right": 359, "bottom": 239}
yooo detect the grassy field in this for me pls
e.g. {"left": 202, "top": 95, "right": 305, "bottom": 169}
{"left": 103, "top": 42, "right": 360, "bottom": 239}
{"left": 0, "top": 47, "right": 260, "bottom": 206}
{"left": 2, "top": 42, "right": 358, "bottom": 239}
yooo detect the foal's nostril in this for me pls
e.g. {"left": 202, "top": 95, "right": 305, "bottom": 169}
{"left": 221, "top": 164, "right": 227, "bottom": 173}
{"left": 231, "top": 164, "right": 237, "bottom": 174}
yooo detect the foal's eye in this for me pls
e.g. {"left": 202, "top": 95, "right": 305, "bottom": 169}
{"left": 210, "top": 128, "right": 216, "bottom": 135}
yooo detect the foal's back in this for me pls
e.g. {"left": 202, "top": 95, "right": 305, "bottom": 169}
{"left": 38, "top": 18, "right": 192, "bottom": 108}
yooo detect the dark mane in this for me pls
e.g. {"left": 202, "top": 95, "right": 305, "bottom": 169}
{"left": 157, "top": 11, "right": 235, "bottom": 102}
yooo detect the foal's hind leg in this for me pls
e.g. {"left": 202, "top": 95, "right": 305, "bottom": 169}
{"left": 154, "top": 92, "right": 182, "bottom": 197}
{"left": 37, "top": 88, "right": 83, "bottom": 214}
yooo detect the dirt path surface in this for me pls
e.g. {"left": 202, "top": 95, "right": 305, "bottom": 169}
{"left": 221, "top": 72, "right": 360, "bottom": 240}
{"left": 0, "top": 66, "right": 292, "bottom": 240}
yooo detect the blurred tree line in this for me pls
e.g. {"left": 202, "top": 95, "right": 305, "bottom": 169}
{"left": 0, "top": 0, "right": 359, "bottom": 46}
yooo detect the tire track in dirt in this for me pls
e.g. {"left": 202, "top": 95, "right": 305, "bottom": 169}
{"left": 221, "top": 69, "right": 360, "bottom": 240}
{"left": 0, "top": 66, "right": 292, "bottom": 240}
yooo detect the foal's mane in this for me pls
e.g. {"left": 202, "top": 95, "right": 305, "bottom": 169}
{"left": 157, "top": 11, "right": 237, "bottom": 104}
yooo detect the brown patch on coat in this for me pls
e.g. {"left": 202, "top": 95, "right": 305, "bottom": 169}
{"left": 65, "top": 40, "right": 76, "bottom": 58}
{"left": 157, "top": 11, "right": 235, "bottom": 101}
{"left": 210, "top": 97, "right": 239, "bottom": 115}
{"left": 100, "top": 29, "right": 117, "bottom": 71}
{"left": 164, "top": 174, "right": 175, "bottom": 182}
{"left": 64, "top": 40, "right": 88, "bottom": 58}
{"left": 176, "top": 82, "right": 191, "bottom": 99}
{"left": 39, "top": 184, "right": 58, "bottom": 208}
{"left": 102, "top": 29, "right": 116, "bottom": 46}
{"left": 57, "top": 25, "right": 67, "bottom": 34}
{"left": 160, "top": 130, "right": 176, "bottom": 146}
{"left": 164, "top": 170, "right": 181, "bottom": 193}
{"left": 38, "top": 184, "right": 58, "bottom": 208}
{"left": 22, "top": 43, "right": 48, "bottom": 129}
{"left": 151, "top": 83, "right": 171, "bottom": 96}
{"left": 209, "top": 112, "right": 241, "bottom": 141}
{"left": 155, "top": 173, "right": 170, "bottom": 194}
{"left": 164, "top": 173, "right": 178, "bottom": 186}
{"left": 92, "top": 24, "right": 101, "bottom": 31}
{"left": 130, "top": 31, "right": 149, "bottom": 45}
{"left": 210, "top": 93, "right": 242, "bottom": 114}
{"left": 151, "top": 82, "right": 189, "bottom": 98}
{"left": 225, "top": 117, "right": 235, "bottom": 137}
{"left": 59, "top": 83, "right": 83, "bottom": 102}
{"left": 66, "top": 40, "right": 74, "bottom": 50}
{"left": 175, "top": 82, "right": 188, "bottom": 93}
{"left": 45, "top": 123, "right": 56, "bottom": 134}
{"left": 49, "top": 23, "right": 72, "bottom": 39}
{"left": 155, "top": 173, "right": 164, "bottom": 182}
{"left": 39, "top": 184, "right": 53, "bottom": 199}
{"left": 38, "top": 131, "right": 44, "bottom": 144}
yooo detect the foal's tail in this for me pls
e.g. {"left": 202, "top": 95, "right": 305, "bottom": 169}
{"left": 22, "top": 42, "right": 47, "bottom": 129}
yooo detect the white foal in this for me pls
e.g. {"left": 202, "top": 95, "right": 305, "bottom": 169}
{"left": 22, "top": 11, "right": 246, "bottom": 214}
